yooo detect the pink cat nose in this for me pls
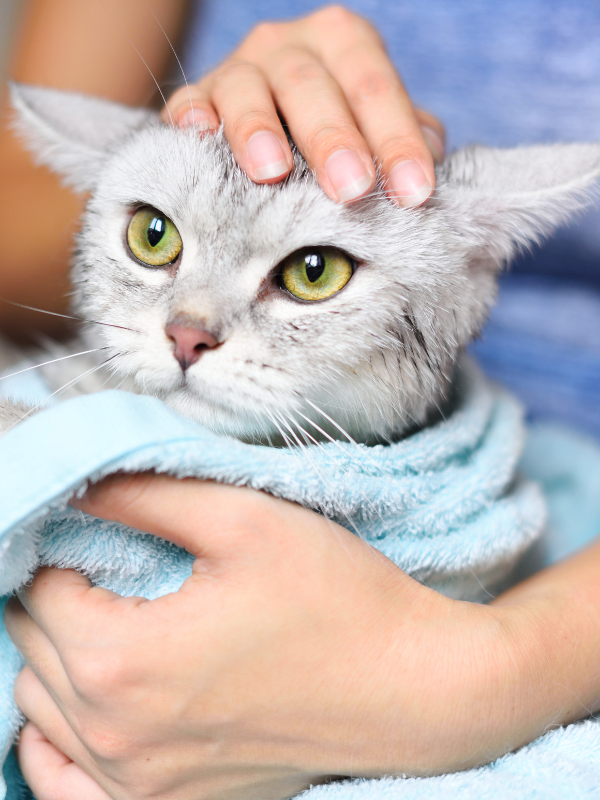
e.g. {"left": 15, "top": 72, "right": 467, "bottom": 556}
{"left": 165, "top": 323, "right": 219, "bottom": 371}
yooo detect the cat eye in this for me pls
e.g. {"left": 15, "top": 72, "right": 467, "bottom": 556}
{"left": 127, "top": 206, "right": 183, "bottom": 266}
{"left": 279, "top": 247, "right": 354, "bottom": 301}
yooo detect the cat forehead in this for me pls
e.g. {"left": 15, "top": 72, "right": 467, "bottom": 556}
{"left": 94, "top": 124, "right": 407, "bottom": 260}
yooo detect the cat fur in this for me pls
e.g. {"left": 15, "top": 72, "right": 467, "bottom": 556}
{"left": 2, "top": 83, "right": 600, "bottom": 443}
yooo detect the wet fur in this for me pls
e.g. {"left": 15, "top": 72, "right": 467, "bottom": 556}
{"left": 2, "top": 83, "right": 600, "bottom": 443}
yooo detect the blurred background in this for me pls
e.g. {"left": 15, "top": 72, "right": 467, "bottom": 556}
{"left": 0, "top": 0, "right": 22, "bottom": 91}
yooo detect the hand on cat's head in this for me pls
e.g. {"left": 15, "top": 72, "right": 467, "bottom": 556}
{"left": 162, "top": 5, "right": 445, "bottom": 207}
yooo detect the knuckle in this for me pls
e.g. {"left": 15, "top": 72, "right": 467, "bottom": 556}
{"left": 314, "top": 5, "right": 356, "bottom": 27}
{"left": 379, "top": 134, "right": 434, "bottom": 171}
{"left": 214, "top": 59, "right": 262, "bottom": 87}
{"left": 346, "top": 70, "right": 399, "bottom": 106}
{"left": 68, "top": 652, "right": 128, "bottom": 701}
{"left": 277, "top": 50, "right": 326, "bottom": 89}
{"left": 80, "top": 724, "right": 133, "bottom": 763}
{"left": 248, "top": 20, "right": 285, "bottom": 48}
{"left": 313, "top": 5, "right": 376, "bottom": 38}
{"left": 227, "top": 109, "right": 277, "bottom": 139}
{"left": 310, "top": 123, "right": 362, "bottom": 156}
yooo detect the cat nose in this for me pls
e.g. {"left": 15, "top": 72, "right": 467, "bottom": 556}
{"left": 165, "top": 322, "right": 219, "bottom": 371}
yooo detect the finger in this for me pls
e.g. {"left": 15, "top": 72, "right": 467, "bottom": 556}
{"left": 256, "top": 46, "right": 376, "bottom": 202}
{"left": 315, "top": 40, "right": 433, "bottom": 205}
{"left": 15, "top": 668, "right": 88, "bottom": 767}
{"left": 18, "top": 722, "right": 111, "bottom": 800}
{"left": 72, "top": 472, "right": 281, "bottom": 557}
{"left": 13, "top": 567, "right": 142, "bottom": 654}
{"left": 288, "top": 6, "right": 437, "bottom": 205}
{"left": 415, "top": 109, "right": 445, "bottom": 164}
{"left": 162, "top": 82, "right": 219, "bottom": 132}
{"left": 4, "top": 596, "right": 71, "bottom": 695}
{"left": 205, "top": 58, "right": 293, "bottom": 183}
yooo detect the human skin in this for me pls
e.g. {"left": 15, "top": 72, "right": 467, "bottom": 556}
{"left": 0, "top": 2, "right": 442, "bottom": 340}
{"left": 163, "top": 5, "right": 444, "bottom": 206}
{"left": 0, "top": 0, "right": 189, "bottom": 340}
{"left": 6, "top": 472, "right": 600, "bottom": 800}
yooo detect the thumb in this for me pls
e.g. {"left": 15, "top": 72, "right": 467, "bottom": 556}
{"left": 71, "top": 472, "right": 268, "bottom": 558}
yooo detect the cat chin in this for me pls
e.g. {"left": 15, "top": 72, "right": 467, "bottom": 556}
{"left": 162, "top": 389, "right": 279, "bottom": 442}
{"left": 159, "top": 385, "right": 421, "bottom": 447}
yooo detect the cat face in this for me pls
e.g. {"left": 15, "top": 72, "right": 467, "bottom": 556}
{"left": 11, "top": 84, "right": 600, "bottom": 442}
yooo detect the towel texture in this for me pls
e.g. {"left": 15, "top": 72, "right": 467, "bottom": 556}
{"left": 1, "top": 357, "right": 600, "bottom": 798}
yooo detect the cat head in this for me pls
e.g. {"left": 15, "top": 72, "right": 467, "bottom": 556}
{"left": 10, "top": 83, "right": 600, "bottom": 443}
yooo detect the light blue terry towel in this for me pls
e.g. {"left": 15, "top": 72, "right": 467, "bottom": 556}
{"left": 1, "top": 358, "right": 600, "bottom": 799}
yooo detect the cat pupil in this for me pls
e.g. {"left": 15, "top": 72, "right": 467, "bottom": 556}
{"left": 304, "top": 251, "right": 325, "bottom": 283}
{"left": 147, "top": 216, "right": 165, "bottom": 248}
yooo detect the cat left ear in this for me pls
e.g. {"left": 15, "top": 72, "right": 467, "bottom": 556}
{"left": 9, "top": 82, "right": 156, "bottom": 191}
{"left": 436, "top": 142, "right": 600, "bottom": 268}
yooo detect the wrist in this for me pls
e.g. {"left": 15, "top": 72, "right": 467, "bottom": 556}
{"left": 493, "top": 583, "right": 600, "bottom": 742}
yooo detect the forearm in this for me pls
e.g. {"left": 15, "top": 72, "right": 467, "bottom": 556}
{"left": 0, "top": 0, "right": 189, "bottom": 339}
{"left": 349, "top": 536, "right": 600, "bottom": 776}
{"left": 491, "top": 536, "right": 600, "bottom": 732}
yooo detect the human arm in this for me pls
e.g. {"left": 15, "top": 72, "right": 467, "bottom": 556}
{"left": 6, "top": 473, "right": 600, "bottom": 800}
{"left": 0, "top": 0, "right": 189, "bottom": 339}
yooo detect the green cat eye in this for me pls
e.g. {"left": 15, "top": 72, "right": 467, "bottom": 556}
{"left": 127, "top": 206, "right": 182, "bottom": 266}
{"left": 280, "top": 247, "right": 354, "bottom": 301}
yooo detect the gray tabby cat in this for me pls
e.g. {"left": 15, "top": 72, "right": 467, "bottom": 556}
{"left": 1, "top": 83, "right": 600, "bottom": 443}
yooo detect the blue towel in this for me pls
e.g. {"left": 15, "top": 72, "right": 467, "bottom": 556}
{"left": 1, "top": 358, "right": 600, "bottom": 799}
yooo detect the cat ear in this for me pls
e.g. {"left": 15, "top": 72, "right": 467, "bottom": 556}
{"left": 9, "top": 82, "right": 157, "bottom": 191}
{"left": 436, "top": 143, "right": 600, "bottom": 267}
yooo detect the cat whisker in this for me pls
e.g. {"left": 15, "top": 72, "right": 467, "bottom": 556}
{"left": 3, "top": 354, "right": 120, "bottom": 435}
{"left": 0, "top": 299, "right": 141, "bottom": 333}
{"left": 96, "top": 366, "right": 128, "bottom": 392}
{"left": 278, "top": 410, "right": 363, "bottom": 557}
{"left": 264, "top": 409, "right": 295, "bottom": 451}
{"left": 309, "top": 396, "right": 493, "bottom": 597}
{"left": 295, "top": 402, "right": 435, "bottom": 584}
{"left": 287, "top": 415, "right": 320, "bottom": 447}
{"left": 0, "top": 347, "right": 109, "bottom": 382}
{"left": 285, "top": 409, "right": 404, "bottom": 569}
{"left": 303, "top": 398, "right": 358, "bottom": 445}
{"left": 145, "top": 2, "right": 194, "bottom": 121}
{"left": 124, "top": 35, "right": 175, "bottom": 128}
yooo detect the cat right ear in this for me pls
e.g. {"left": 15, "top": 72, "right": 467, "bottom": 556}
{"left": 9, "top": 82, "right": 156, "bottom": 192}
{"left": 435, "top": 142, "right": 600, "bottom": 269}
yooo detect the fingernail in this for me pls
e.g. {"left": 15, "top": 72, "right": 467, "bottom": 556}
{"left": 324, "top": 149, "right": 373, "bottom": 203}
{"left": 179, "top": 108, "right": 212, "bottom": 131}
{"left": 387, "top": 160, "right": 432, "bottom": 207}
{"left": 246, "top": 131, "right": 289, "bottom": 180}
{"left": 420, "top": 125, "right": 445, "bottom": 164}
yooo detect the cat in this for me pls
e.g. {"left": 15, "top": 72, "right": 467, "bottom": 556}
{"left": 1, "top": 82, "right": 600, "bottom": 445}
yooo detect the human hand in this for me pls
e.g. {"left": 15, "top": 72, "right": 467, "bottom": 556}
{"left": 163, "top": 5, "right": 444, "bottom": 206}
{"left": 7, "top": 473, "right": 594, "bottom": 800}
